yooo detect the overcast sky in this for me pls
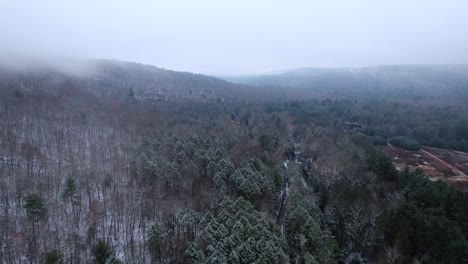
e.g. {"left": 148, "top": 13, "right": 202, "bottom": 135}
{"left": 1, "top": 0, "right": 467, "bottom": 75}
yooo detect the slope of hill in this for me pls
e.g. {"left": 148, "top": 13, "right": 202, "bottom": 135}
{"left": 0, "top": 59, "right": 270, "bottom": 104}
{"left": 1, "top": 59, "right": 468, "bottom": 263}
{"left": 225, "top": 65, "right": 468, "bottom": 105}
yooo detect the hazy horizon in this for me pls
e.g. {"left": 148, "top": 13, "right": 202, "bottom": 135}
{"left": 1, "top": 0, "right": 468, "bottom": 75}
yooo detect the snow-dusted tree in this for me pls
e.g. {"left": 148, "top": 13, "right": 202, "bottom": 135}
{"left": 23, "top": 194, "right": 48, "bottom": 262}
{"left": 24, "top": 194, "right": 47, "bottom": 221}
{"left": 187, "top": 197, "right": 287, "bottom": 263}
{"left": 43, "top": 249, "right": 64, "bottom": 264}
{"left": 91, "top": 240, "right": 117, "bottom": 264}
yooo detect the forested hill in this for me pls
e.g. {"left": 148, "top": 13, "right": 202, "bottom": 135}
{"left": 5, "top": 61, "right": 467, "bottom": 105}
{"left": 225, "top": 65, "right": 468, "bottom": 105}
{"left": 0, "top": 59, "right": 271, "bottom": 103}
{"left": 1, "top": 59, "right": 468, "bottom": 263}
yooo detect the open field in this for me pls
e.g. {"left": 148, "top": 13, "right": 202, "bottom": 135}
{"left": 383, "top": 145, "right": 468, "bottom": 190}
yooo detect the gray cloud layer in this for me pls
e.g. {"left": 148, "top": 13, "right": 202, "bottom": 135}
{"left": 1, "top": 0, "right": 467, "bottom": 75}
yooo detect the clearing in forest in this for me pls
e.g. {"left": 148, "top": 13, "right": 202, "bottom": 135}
{"left": 383, "top": 145, "right": 468, "bottom": 191}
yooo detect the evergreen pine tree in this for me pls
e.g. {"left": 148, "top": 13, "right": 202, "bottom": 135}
{"left": 91, "top": 240, "right": 114, "bottom": 264}
{"left": 24, "top": 194, "right": 47, "bottom": 221}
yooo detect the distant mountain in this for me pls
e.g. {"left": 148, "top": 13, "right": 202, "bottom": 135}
{"left": 3, "top": 61, "right": 467, "bottom": 105}
{"left": 224, "top": 65, "right": 468, "bottom": 105}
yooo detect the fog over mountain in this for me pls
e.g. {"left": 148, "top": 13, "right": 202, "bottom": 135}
{"left": 1, "top": 0, "right": 468, "bottom": 74}
{"left": 224, "top": 65, "right": 468, "bottom": 105}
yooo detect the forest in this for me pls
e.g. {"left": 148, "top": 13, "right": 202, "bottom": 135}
{"left": 0, "top": 60, "right": 468, "bottom": 264}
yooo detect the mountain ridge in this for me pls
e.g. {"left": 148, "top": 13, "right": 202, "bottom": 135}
{"left": 223, "top": 64, "right": 468, "bottom": 105}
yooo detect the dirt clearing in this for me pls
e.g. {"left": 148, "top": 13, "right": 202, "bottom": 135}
{"left": 383, "top": 145, "right": 468, "bottom": 191}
